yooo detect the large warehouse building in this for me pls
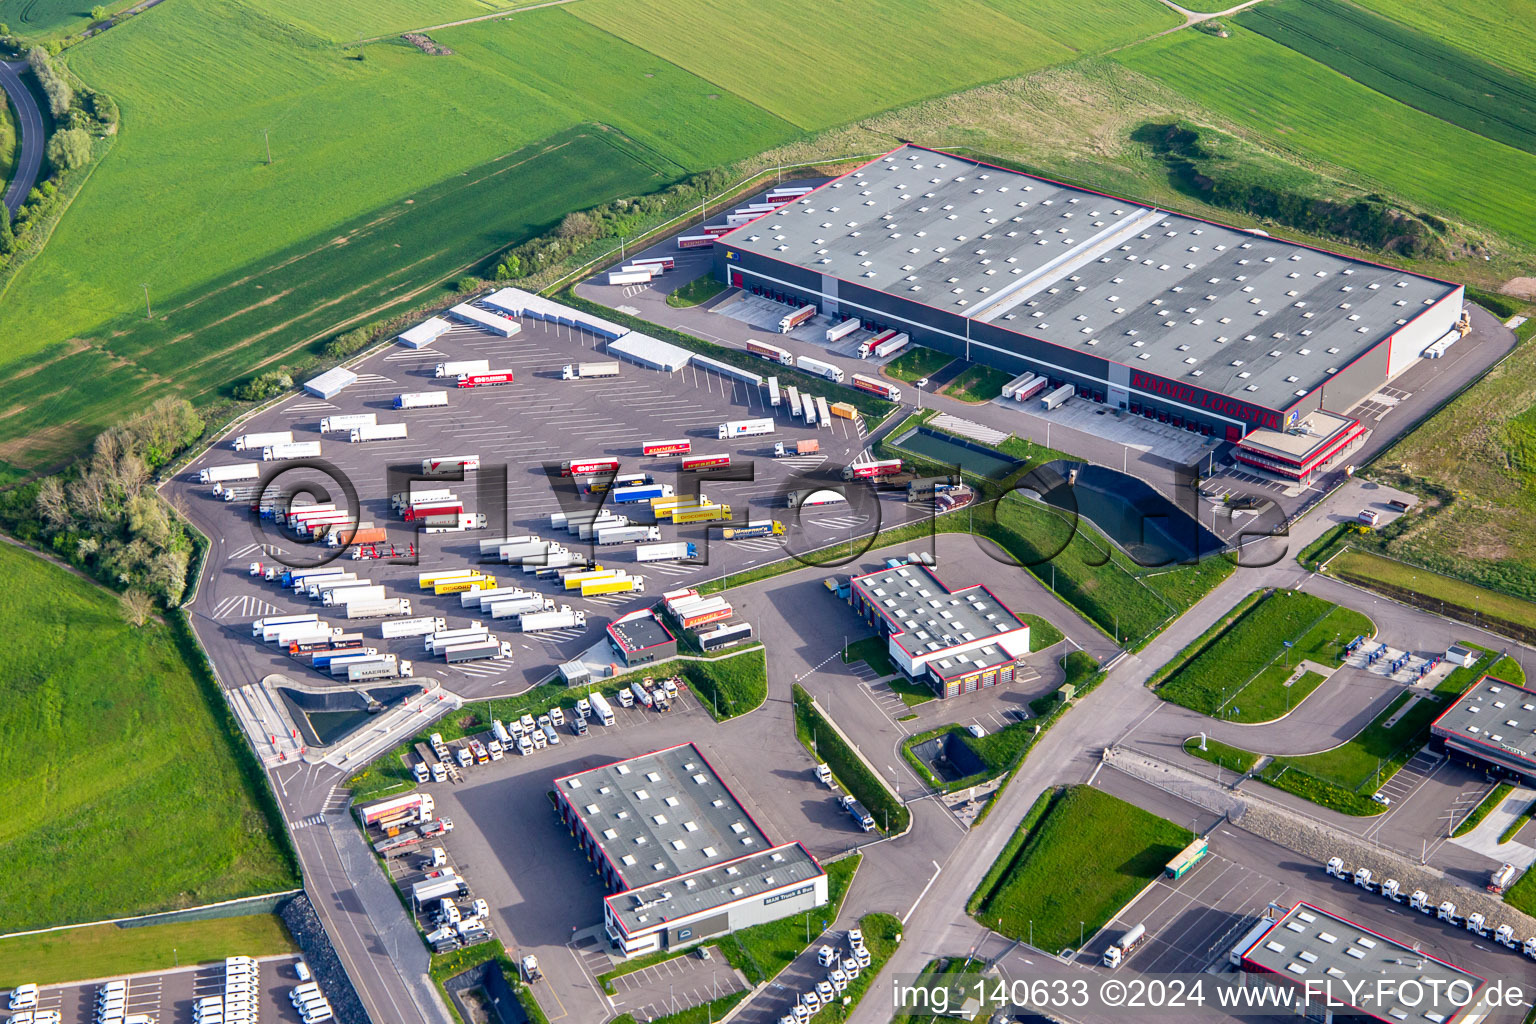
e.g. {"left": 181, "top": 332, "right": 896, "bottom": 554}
{"left": 1430, "top": 674, "right": 1536, "bottom": 783}
{"left": 554, "top": 742, "right": 828, "bottom": 957}
{"left": 715, "top": 145, "right": 1464, "bottom": 441}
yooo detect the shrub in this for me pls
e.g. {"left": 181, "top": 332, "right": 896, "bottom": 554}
{"left": 46, "top": 128, "right": 92, "bottom": 173}
{"left": 232, "top": 370, "right": 293, "bottom": 402}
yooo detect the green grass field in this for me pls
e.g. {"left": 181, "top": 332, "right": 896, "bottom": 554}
{"left": 0, "top": 126, "right": 672, "bottom": 475}
{"left": 2, "top": 0, "right": 141, "bottom": 39}
{"left": 1453, "top": 783, "right": 1513, "bottom": 838}
{"left": 1351, "top": 0, "right": 1536, "bottom": 83}
{"left": 1182, "top": 737, "right": 1260, "bottom": 775}
{"left": 882, "top": 346, "right": 955, "bottom": 384}
{"left": 1154, "top": 589, "right": 1373, "bottom": 722}
{"left": 974, "top": 786, "right": 1190, "bottom": 951}
{"left": 941, "top": 364, "right": 1013, "bottom": 403}
{"left": 1236, "top": 0, "right": 1536, "bottom": 155}
{"left": 0, "top": 913, "right": 296, "bottom": 987}
{"left": 1327, "top": 549, "right": 1536, "bottom": 640}
{"left": 574, "top": 0, "right": 1083, "bottom": 130}
{"left": 665, "top": 275, "right": 727, "bottom": 308}
{"left": 0, "top": 543, "right": 296, "bottom": 931}
{"left": 257, "top": 0, "right": 540, "bottom": 43}
{"left": 1115, "top": 26, "right": 1536, "bottom": 249}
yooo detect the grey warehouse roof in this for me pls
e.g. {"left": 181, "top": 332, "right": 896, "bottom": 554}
{"left": 1431, "top": 675, "right": 1536, "bottom": 768}
{"left": 724, "top": 145, "right": 1457, "bottom": 411}
{"left": 606, "top": 842, "right": 822, "bottom": 933}
{"left": 850, "top": 564, "right": 1028, "bottom": 656}
{"left": 557, "top": 743, "right": 769, "bottom": 889}
{"left": 1242, "top": 902, "right": 1483, "bottom": 1021}
{"left": 608, "top": 610, "right": 675, "bottom": 653}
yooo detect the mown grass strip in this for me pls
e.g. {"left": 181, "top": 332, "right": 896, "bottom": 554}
{"left": 1454, "top": 783, "right": 1514, "bottom": 838}
{"left": 792, "top": 685, "right": 909, "bottom": 834}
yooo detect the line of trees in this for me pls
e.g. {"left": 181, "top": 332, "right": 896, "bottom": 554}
{"left": 27, "top": 46, "right": 71, "bottom": 116}
{"left": 0, "top": 398, "right": 206, "bottom": 608}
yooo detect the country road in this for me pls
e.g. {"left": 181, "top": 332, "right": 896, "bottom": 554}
{"left": 0, "top": 59, "right": 44, "bottom": 215}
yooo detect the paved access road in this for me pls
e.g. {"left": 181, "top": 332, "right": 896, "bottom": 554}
{"left": 0, "top": 60, "right": 44, "bottom": 214}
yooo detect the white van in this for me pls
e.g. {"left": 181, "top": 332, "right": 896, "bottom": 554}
{"left": 291, "top": 984, "right": 320, "bottom": 1004}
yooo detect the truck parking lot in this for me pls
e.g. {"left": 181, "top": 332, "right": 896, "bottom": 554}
{"left": 175, "top": 306, "right": 929, "bottom": 705}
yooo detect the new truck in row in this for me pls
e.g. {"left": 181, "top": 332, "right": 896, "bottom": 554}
{"left": 718, "top": 418, "right": 774, "bottom": 439}
{"left": 395, "top": 391, "right": 449, "bottom": 410}
{"left": 561, "top": 362, "right": 620, "bottom": 380}
{"left": 636, "top": 542, "right": 697, "bottom": 562}
{"left": 721, "top": 520, "right": 784, "bottom": 540}
{"left": 642, "top": 439, "right": 691, "bottom": 457}
{"left": 436, "top": 359, "right": 488, "bottom": 378}
{"left": 351, "top": 423, "right": 408, "bottom": 443}
{"left": 796, "top": 355, "right": 844, "bottom": 383}
{"left": 320, "top": 413, "right": 376, "bottom": 434}
{"left": 778, "top": 304, "right": 816, "bottom": 334}
{"left": 233, "top": 430, "right": 292, "bottom": 451}
{"left": 851, "top": 373, "right": 901, "bottom": 402}
{"left": 263, "top": 441, "right": 323, "bottom": 461}
{"left": 747, "top": 340, "right": 795, "bottom": 365}
{"left": 774, "top": 440, "right": 819, "bottom": 458}
{"left": 456, "top": 372, "right": 514, "bottom": 389}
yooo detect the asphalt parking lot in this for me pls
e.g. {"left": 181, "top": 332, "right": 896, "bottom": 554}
{"left": 1081, "top": 773, "right": 1536, "bottom": 1007}
{"left": 382, "top": 675, "right": 877, "bottom": 1024}
{"left": 4, "top": 955, "right": 310, "bottom": 1024}
{"left": 174, "top": 308, "right": 936, "bottom": 704}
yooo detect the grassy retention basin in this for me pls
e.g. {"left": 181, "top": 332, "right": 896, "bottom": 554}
{"left": 970, "top": 786, "right": 1190, "bottom": 952}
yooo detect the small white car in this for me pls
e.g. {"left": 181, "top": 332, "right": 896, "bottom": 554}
{"left": 543, "top": 722, "right": 560, "bottom": 745}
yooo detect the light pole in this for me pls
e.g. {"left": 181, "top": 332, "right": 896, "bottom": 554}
{"left": 142, "top": 283, "right": 151, "bottom": 319}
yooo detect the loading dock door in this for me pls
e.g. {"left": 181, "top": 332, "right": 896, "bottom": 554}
{"left": 730, "top": 270, "right": 743, "bottom": 289}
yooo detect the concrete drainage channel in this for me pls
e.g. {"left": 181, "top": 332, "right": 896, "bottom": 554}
{"left": 443, "top": 962, "right": 527, "bottom": 1024}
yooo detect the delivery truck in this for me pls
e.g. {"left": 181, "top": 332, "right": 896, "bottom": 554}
{"left": 851, "top": 374, "right": 901, "bottom": 402}
{"left": 612, "top": 484, "right": 673, "bottom": 505}
{"left": 380, "top": 617, "right": 446, "bottom": 639}
{"left": 674, "top": 504, "right": 731, "bottom": 524}
{"left": 489, "top": 596, "right": 553, "bottom": 619}
{"left": 642, "top": 439, "right": 691, "bottom": 457}
{"left": 350, "top": 423, "right": 408, "bottom": 443}
{"left": 826, "top": 319, "right": 861, "bottom": 343}
{"left": 517, "top": 606, "right": 586, "bottom": 632}
{"left": 746, "top": 340, "right": 795, "bottom": 365}
{"left": 320, "top": 413, "right": 376, "bottom": 434}
{"left": 561, "top": 362, "right": 620, "bottom": 380}
{"left": 1102, "top": 924, "right": 1146, "bottom": 968}
{"left": 778, "top": 304, "right": 817, "bottom": 333}
{"left": 774, "top": 440, "right": 819, "bottom": 457}
{"left": 349, "top": 658, "right": 413, "bottom": 682}
{"left": 361, "top": 793, "right": 434, "bottom": 828}
{"left": 562, "top": 457, "right": 621, "bottom": 477}
{"left": 422, "top": 455, "right": 480, "bottom": 475}
{"left": 395, "top": 390, "right": 450, "bottom": 410}
{"left": 456, "top": 372, "right": 514, "bottom": 389}
{"left": 582, "top": 574, "right": 644, "bottom": 597}
{"left": 718, "top": 418, "right": 775, "bottom": 439}
{"left": 443, "top": 640, "right": 512, "bottom": 663}
{"left": 721, "top": 520, "right": 783, "bottom": 540}
{"left": 233, "top": 430, "right": 293, "bottom": 451}
{"left": 589, "top": 691, "right": 615, "bottom": 726}
{"left": 598, "top": 525, "right": 662, "bottom": 545}
{"left": 436, "top": 359, "right": 489, "bottom": 378}
{"left": 345, "top": 599, "right": 414, "bottom": 619}
{"left": 796, "top": 355, "right": 844, "bottom": 383}
{"left": 680, "top": 454, "right": 730, "bottom": 472}
{"left": 636, "top": 542, "right": 696, "bottom": 562}
{"left": 323, "top": 585, "right": 385, "bottom": 607}
{"left": 263, "top": 441, "right": 323, "bottom": 461}
{"left": 843, "top": 459, "right": 903, "bottom": 480}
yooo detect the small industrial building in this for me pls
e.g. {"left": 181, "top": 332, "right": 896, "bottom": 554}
{"left": 303, "top": 367, "right": 358, "bottom": 400}
{"left": 715, "top": 144, "right": 1464, "bottom": 441}
{"left": 554, "top": 743, "right": 828, "bottom": 956}
{"left": 845, "top": 563, "right": 1030, "bottom": 698}
{"left": 397, "top": 315, "right": 452, "bottom": 349}
{"left": 1234, "top": 901, "right": 1488, "bottom": 1023}
{"left": 1233, "top": 409, "right": 1367, "bottom": 484}
{"left": 1430, "top": 675, "right": 1536, "bottom": 782}
{"left": 607, "top": 609, "right": 678, "bottom": 668}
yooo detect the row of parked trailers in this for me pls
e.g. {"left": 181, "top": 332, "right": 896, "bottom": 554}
{"left": 250, "top": 612, "right": 414, "bottom": 681}
{"left": 676, "top": 187, "right": 813, "bottom": 250}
